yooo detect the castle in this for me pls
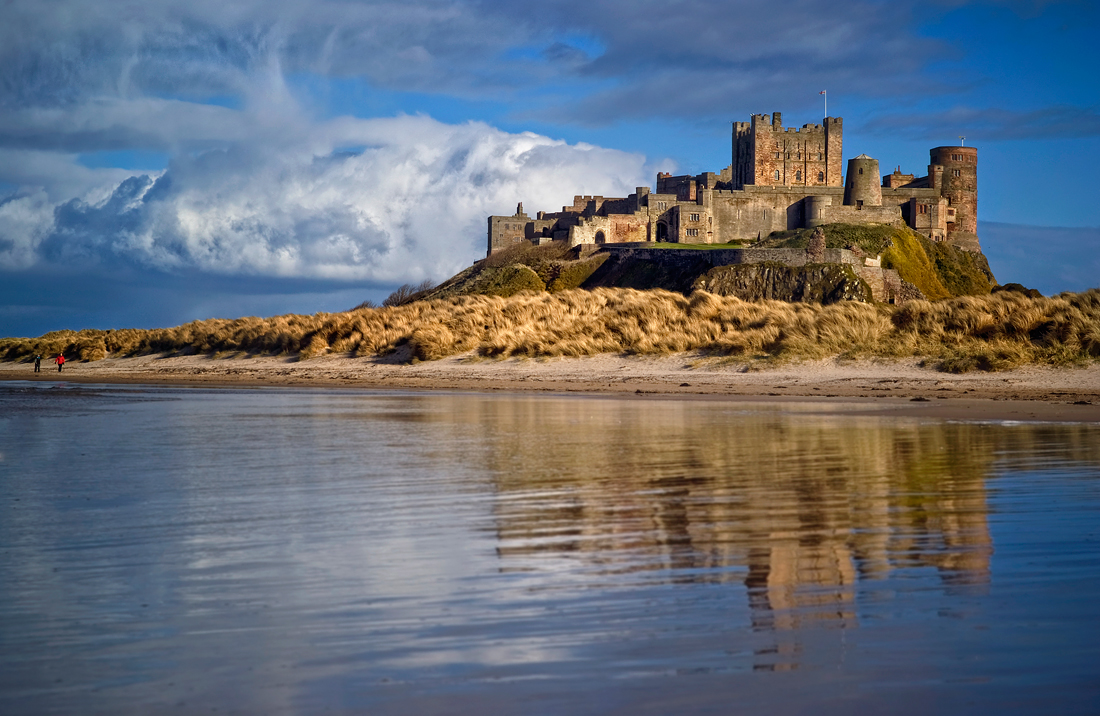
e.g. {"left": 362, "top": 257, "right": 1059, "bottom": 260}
{"left": 488, "top": 111, "right": 979, "bottom": 256}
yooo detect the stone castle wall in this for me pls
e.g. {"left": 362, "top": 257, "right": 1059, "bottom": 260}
{"left": 602, "top": 245, "right": 857, "bottom": 268}
{"left": 487, "top": 112, "right": 981, "bottom": 257}
{"left": 733, "top": 112, "right": 842, "bottom": 190}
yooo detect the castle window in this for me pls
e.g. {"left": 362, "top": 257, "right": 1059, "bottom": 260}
{"left": 818, "top": 171, "right": 824, "bottom": 181}
{"left": 858, "top": 168, "right": 863, "bottom": 175}
{"left": 952, "top": 169, "right": 961, "bottom": 177}
{"left": 689, "top": 213, "right": 700, "bottom": 221}
{"left": 774, "top": 170, "right": 780, "bottom": 180}
{"left": 775, "top": 152, "right": 781, "bottom": 159}
{"left": 818, "top": 152, "right": 823, "bottom": 160}
{"left": 796, "top": 152, "right": 801, "bottom": 160}
{"left": 786, "top": 153, "right": 790, "bottom": 159}
{"left": 795, "top": 170, "right": 802, "bottom": 181}
{"left": 658, "top": 201, "right": 667, "bottom": 210}
{"left": 686, "top": 229, "right": 700, "bottom": 237}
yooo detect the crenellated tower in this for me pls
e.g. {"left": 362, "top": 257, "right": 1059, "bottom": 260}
{"left": 731, "top": 112, "right": 842, "bottom": 189}
{"left": 929, "top": 146, "right": 977, "bottom": 238}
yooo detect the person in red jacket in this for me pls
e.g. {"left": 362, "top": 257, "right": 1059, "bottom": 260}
{"left": 55, "top": 354, "right": 65, "bottom": 372}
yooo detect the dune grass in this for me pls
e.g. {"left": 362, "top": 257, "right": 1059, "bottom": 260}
{"left": 3, "top": 288, "right": 1098, "bottom": 372}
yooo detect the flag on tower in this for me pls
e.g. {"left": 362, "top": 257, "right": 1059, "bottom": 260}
{"left": 819, "top": 90, "right": 826, "bottom": 95}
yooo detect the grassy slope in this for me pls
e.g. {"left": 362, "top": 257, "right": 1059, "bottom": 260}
{"left": 758, "top": 224, "right": 996, "bottom": 299}
{"left": 3, "top": 288, "right": 1098, "bottom": 372}
{"left": 422, "top": 243, "right": 609, "bottom": 300}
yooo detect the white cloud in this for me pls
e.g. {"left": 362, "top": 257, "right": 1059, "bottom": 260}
{"left": 3, "top": 114, "right": 653, "bottom": 283}
{"left": 0, "top": 1, "right": 656, "bottom": 286}
{"left": 0, "top": 190, "right": 55, "bottom": 270}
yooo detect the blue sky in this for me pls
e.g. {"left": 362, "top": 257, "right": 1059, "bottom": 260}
{"left": 1, "top": 0, "right": 1098, "bottom": 337}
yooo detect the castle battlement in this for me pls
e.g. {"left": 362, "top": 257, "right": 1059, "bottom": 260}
{"left": 488, "top": 112, "right": 978, "bottom": 255}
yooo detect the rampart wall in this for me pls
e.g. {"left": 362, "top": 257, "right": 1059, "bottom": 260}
{"left": 706, "top": 186, "right": 844, "bottom": 242}
{"left": 599, "top": 245, "right": 912, "bottom": 303}
{"left": 602, "top": 245, "right": 857, "bottom": 268}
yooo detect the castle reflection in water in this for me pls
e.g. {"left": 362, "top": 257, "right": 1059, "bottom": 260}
{"left": 406, "top": 395, "right": 1099, "bottom": 667}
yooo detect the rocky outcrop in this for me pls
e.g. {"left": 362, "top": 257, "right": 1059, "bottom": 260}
{"left": 853, "top": 266, "right": 926, "bottom": 304}
{"left": 583, "top": 253, "right": 713, "bottom": 294}
{"left": 692, "top": 262, "right": 873, "bottom": 304}
{"left": 806, "top": 226, "right": 826, "bottom": 263}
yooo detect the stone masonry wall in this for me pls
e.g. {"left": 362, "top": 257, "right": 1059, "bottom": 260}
{"left": 734, "top": 112, "right": 838, "bottom": 190}
{"left": 487, "top": 214, "right": 529, "bottom": 253}
{"left": 610, "top": 213, "right": 649, "bottom": 243}
{"left": 818, "top": 205, "right": 903, "bottom": 226}
{"left": 602, "top": 246, "right": 856, "bottom": 268}
{"left": 707, "top": 186, "right": 845, "bottom": 243}
{"left": 930, "top": 146, "right": 978, "bottom": 236}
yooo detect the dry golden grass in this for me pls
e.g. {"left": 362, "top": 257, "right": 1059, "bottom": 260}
{"left": 2, "top": 288, "right": 1098, "bottom": 372}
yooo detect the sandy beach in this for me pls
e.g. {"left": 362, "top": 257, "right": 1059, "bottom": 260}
{"left": 3, "top": 351, "right": 1099, "bottom": 422}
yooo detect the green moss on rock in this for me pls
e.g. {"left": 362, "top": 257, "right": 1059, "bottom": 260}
{"left": 469, "top": 264, "right": 546, "bottom": 297}
{"left": 760, "top": 223, "right": 896, "bottom": 256}
{"left": 880, "top": 230, "right": 951, "bottom": 300}
{"left": 764, "top": 224, "right": 995, "bottom": 300}
{"left": 547, "top": 254, "right": 608, "bottom": 292}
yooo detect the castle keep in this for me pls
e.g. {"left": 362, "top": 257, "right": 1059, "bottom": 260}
{"left": 488, "top": 112, "right": 980, "bottom": 256}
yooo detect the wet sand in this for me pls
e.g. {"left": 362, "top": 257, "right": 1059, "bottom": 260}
{"left": 3, "top": 352, "right": 1099, "bottom": 422}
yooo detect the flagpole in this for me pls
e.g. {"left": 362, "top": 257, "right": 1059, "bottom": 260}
{"left": 820, "top": 90, "right": 827, "bottom": 119}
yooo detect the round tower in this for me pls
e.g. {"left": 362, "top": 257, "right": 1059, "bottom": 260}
{"left": 843, "top": 154, "right": 882, "bottom": 207}
{"left": 806, "top": 195, "right": 832, "bottom": 228}
{"left": 929, "top": 146, "right": 977, "bottom": 235}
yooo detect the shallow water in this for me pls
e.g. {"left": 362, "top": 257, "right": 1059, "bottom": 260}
{"left": 1, "top": 382, "right": 1099, "bottom": 715}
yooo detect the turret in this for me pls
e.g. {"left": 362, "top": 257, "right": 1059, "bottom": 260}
{"left": 806, "top": 195, "right": 832, "bottom": 228}
{"left": 844, "top": 154, "right": 882, "bottom": 207}
{"left": 929, "top": 146, "right": 977, "bottom": 236}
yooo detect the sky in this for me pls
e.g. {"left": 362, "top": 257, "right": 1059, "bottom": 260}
{"left": 1, "top": 0, "right": 1098, "bottom": 337}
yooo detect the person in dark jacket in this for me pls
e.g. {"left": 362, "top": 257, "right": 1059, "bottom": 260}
{"left": 34, "top": 355, "right": 41, "bottom": 372}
